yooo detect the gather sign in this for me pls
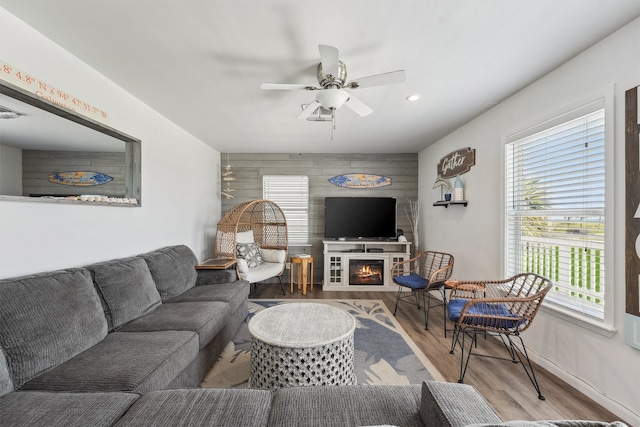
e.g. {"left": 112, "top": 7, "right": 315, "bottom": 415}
{"left": 437, "top": 147, "right": 476, "bottom": 178}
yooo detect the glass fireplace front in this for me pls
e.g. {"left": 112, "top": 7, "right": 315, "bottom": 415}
{"left": 349, "top": 259, "right": 384, "bottom": 286}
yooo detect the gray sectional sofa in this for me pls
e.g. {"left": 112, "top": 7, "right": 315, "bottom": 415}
{"left": 0, "top": 245, "right": 627, "bottom": 427}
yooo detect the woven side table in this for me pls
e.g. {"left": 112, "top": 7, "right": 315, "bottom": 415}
{"left": 248, "top": 302, "right": 356, "bottom": 391}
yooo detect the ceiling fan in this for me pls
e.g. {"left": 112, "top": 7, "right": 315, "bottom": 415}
{"left": 260, "top": 44, "right": 406, "bottom": 120}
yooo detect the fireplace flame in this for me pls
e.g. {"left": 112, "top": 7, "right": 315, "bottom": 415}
{"left": 359, "top": 265, "right": 374, "bottom": 277}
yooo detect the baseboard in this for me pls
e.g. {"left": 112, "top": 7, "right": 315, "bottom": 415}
{"left": 527, "top": 351, "right": 639, "bottom": 426}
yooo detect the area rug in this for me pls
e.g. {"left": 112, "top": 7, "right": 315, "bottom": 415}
{"left": 201, "top": 299, "right": 443, "bottom": 388}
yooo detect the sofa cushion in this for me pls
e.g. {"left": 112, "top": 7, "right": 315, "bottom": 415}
{"left": 166, "top": 280, "right": 250, "bottom": 313}
{"left": 114, "top": 388, "right": 272, "bottom": 427}
{"left": 0, "top": 391, "right": 138, "bottom": 427}
{"left": 237, "top": 242, "right": 264, "bottom": 267}
{"left": 268, "top": 384, "right": 422, "bottom": 427}
{"left": 0, "top": 349, "right": 11, "bottom": 397}
{"left": 118, "top": 301, "right": 230, "bottom": 348}
{"left": 86, "top": 257, "right": 162, "bottom": 330}
{"left": 138, "top": 245, "right": 198, "bottom": 301}
{"left": 419, "top": 381, "right": 502, "bottom": 427}
{"left": 20, "top": 331, "right": 198, "bottom": 394}
{"left": 0, "top": 268, "right": 107, "bottom": 390}
{"left": 466, "top": 422, "right": 629, "bottom": 427}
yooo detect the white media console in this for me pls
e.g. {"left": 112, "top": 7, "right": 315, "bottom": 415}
{"left": 322, "top": 240, "right": 412, "bottom": 291}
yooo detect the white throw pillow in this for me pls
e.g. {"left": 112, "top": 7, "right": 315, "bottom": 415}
{"left": 236, "top": 258, "right": 249, "bottom": 274}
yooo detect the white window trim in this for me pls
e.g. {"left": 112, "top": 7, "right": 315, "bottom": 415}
{"left": 500, "top": 86, "right": 616, "bottom": 334}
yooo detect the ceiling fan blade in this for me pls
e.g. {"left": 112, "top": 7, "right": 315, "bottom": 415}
{"left": 318, "top": 44, "right": 339, "bottom": 77}
{"left": 260, "top": 83, "right": 317, "bottom": 90}
{"left": 344, "top": 94, "right": 373, "bottom": 117}
{"left": 347, "top": 70, "right": 406, "bottom": 89}
{"left": 297, "top": 100, "right": 321, "bottom": 119}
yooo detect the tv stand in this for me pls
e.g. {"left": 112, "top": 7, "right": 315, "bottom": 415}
{"left": 322, "top": 240, "right": 412, "bottom": 291}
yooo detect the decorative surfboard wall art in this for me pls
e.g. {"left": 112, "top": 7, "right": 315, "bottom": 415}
{"left": 328, "top": 173, "right": 392, "bottom": 189}
{"left": 48, "top": 171, "right": 113, "bottom": 186}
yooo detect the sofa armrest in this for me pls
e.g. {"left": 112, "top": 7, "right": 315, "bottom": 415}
{"left": 195, "top": 269, "right": 237, "bottom": 286}
{"left": 420, "top": 381, "right": 502, "bottom": 427}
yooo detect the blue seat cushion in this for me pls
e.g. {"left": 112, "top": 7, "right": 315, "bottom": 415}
{"left": 447, "top": 298, "right": 524, "bottom": 329}
{"left": 393, "top": 273, "right": 428, "bottom": 289}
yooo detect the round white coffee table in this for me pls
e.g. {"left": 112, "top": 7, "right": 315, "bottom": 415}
{"left": 248, "top": 302, "right": 357, "bottom": 390}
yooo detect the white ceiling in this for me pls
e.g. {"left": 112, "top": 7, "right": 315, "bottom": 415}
{"left": 2, "top": 0, "right": 640, "bottom": 154}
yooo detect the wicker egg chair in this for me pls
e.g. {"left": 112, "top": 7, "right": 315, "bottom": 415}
{"left": 215, "top": 199, "right": 288, "bottom": 293}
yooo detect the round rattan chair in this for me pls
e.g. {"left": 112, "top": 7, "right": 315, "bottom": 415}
{"left": 215, "top": 199, "right": 288, "bottom": 293}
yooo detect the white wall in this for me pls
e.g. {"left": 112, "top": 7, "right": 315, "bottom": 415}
{"left": 0, "top": 145, "right": 22, "bottom": 196}
{"left": 419, "top": 18, "right": 640, "bottom": 424}
{"left": 0, "top": 9, "right": 222, "bottom": 278}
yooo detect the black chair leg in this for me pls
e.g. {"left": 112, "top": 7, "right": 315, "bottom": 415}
{"left": 393, "top": 286, "right": 403, "bottom": 316}
{"left": 278, "top": 276, "right": 285, "bottom": 295}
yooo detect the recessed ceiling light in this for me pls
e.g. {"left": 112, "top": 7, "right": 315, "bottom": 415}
{"left": 406, "top": 94, "right": 421, "bottom": 102}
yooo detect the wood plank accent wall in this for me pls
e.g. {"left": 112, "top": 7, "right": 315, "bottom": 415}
{"left": 221, "top": 153, "right": 418, "bottom": 285}
{"left": 22, "top": 150, "right": 126, "bottom": 197}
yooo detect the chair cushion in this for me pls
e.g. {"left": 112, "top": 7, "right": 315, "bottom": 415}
{"left": 85, "top": 257, "right": 162, "bottom": 330}
{"left": 237, "top": 242, "right": 264, "bottom": 267}
{"left": 447, "top": 299, "right": 523, "bottom": 329}
{"left": 239, "top": 262, "right": 283, "bottom": 283}
{"left": 20, "top": 331, "right": 198, "bottom": 394}
{"left": 236, "top": 230, "right": 255, "bottom": 244}
{"left": 137, "top": 245, "right": 198, "bottom": 301}
{"left": 261, "top": 248, "right": 286, "bottom": 264}
{"left": 393, "top": 273, "right": 428, "bottom": 289}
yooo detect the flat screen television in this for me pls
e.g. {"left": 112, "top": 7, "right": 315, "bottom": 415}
{"left": 324, "top": 197, "right": 397, "bottom": 240}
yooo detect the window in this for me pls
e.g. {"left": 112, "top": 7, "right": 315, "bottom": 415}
{"left": 505, "top": 100, "right": 606, "bottom": 321}
{"left": 263, "top": 175, "right": 309, "bottom": 245}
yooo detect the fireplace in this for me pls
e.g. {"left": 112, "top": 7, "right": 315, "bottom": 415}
{"left": 349, "top": 259, "right": 384, "bottom": 286}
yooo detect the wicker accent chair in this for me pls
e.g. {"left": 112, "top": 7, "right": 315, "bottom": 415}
{"left": 391, "top": 251, "right": 455, "bottom": 333}
{"left": 447, "top": 273, "right": 552, "bottom": 400}
{"left": 215, "top": 199, "right": 288, "bottom": 294}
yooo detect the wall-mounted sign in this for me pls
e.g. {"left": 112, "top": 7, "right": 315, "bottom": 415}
{"left": 624, "top": 86, "right": 640, "bottom": 351}
{"left": 437, "top": 147, "right": 476, "bottom": 178}
{"left": 49, "top": 171, "right": 113, "bottom": 186}
{"left": 0, "top": 60, "right": 110, "bottom": 125}
{"left": 328, "top": 173, "right": 392, "bottom": 189}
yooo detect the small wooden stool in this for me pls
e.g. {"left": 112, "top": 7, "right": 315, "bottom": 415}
{"left": 290, "top": 255, "right": 314, "bottom": 296}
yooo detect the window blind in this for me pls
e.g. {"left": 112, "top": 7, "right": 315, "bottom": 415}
{"left": 263, "top": 175, "right": 309, "bottom": 245}
{"left": 505, "top": 104, "right": 605, "bottom": 320}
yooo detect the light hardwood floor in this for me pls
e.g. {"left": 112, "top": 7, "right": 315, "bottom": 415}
{"left": 251, "top": 282, "right": 626, "bottom": 425}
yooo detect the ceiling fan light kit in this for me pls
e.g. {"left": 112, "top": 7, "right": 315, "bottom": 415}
{"left": 261, "top": 44, "right": 406, "bottom": 138}
{"left": 316, "top": 88, "right": 349, "bottom": 110}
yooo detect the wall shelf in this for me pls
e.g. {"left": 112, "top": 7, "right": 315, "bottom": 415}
{"left": 433, "top": 200, "right": 468, "bottom": 208}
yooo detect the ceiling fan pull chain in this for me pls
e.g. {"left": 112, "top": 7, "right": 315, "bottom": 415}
{"left": 331, "top": 109, "right": 336, "bottom": 141}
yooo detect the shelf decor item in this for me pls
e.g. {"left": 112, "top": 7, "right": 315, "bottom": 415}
{"left": 432, "top": 175, "right": 452, "bottom": 202}
{"left": 454, "top": 175, "right": 464, "bottom": 202}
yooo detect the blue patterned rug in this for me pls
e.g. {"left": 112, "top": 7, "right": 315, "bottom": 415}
{"left": 201, "top": 299, "right": 443, "bottom": 388}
